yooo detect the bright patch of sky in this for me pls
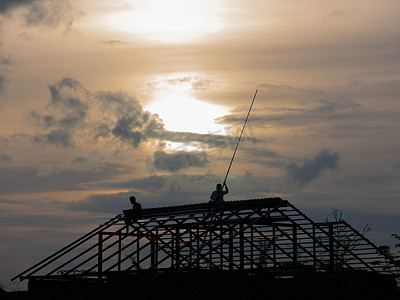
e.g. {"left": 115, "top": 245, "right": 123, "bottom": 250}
{"left": 145, "top": 93, "right": 229, "bottom": 134}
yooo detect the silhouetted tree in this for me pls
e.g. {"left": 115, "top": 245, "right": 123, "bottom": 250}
{"left": 377, "top": 234, "right": 400, "bottom": 275}
{"left": 325, "top": 208, "right": 371, "bottom": 269}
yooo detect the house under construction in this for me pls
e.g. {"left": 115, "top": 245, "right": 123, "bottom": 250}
{"left": 11, "top": 198, "right": 400, "bottom": 299}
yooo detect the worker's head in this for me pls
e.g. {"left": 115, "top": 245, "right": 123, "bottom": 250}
{"left": 129, "top": 196, "right": 136, "bottom": 204}
{"left": 216, "top": 183, "right": 222, "bottom": 191}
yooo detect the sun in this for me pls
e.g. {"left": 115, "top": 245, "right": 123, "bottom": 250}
{"left": 146, "top": 92, "right": 229, "bottom": 135}
{"left": 105, "top": 0, "right": 224, "bottom": 43}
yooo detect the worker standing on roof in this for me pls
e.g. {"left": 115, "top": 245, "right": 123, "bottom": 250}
{"left": 210, "top": 183, "right": 229, "bottom": 211}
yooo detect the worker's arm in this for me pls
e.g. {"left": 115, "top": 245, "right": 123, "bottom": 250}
{"left": 224, "top": 183, "right": 229, "bottom": 194}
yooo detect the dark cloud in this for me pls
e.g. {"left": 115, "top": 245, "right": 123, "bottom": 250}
{"left": 30, "top": 78, "right": 89, "bottom": 141}
{"left": 0, "top": 153, "right": 11, "bottom": 163}
{"left": 49, "top": 78, "right": 87, "bottom": 103}
{"left": 44, "top": 129, "right": 72, "bottom": 148}
{"left": 0, "top": 0, "right": 35, "bottom": 13}
{"left": 152, "top": 150, "right": 208, "bottom": 173}
{"left": 30, "top": 78, "right": 89, "bottom": 147}
{"left": 313, "top": 96, "right": 362, "bottom": 113}
{"left": 111, "top": 117, "right": 144, "bottom": 147}
{"left": 0, "top": 57, "right": 12, "bottom": 65}
{"left": 29, "top": 112, "right": 55, "bottom": 128}
{"left": 286, "top": 149, "right": 340, "bottom": 185}
{"left": 243, "top": 147, "right": 286, "bottom": 169}
{"left": 0, "top": 0, "right": 82, "bottom": 30}
{"left": 383, "top": 157, "right": 400, "bottom": 170}
{"left": 0, "top": 73, "right": 5, "bottom": 93}
{"left": 0, "top": 57, "right": 9, "bottom": 93}
{"left": 30, "top": 78, "right": 90, "bottom": 148}
{"left": 0, "top": 163, "right": 127, "bottom": 194}
{"left": 93, "top": 124, "right": 111, "bottom": 139}
{"left": 102, "top": 40, "right": 124, "bottom": 46}
{"left": 67, "top": 192, "right": 130, "bottom": 214}
{"left": 48, "top": 79, "right": 89, "bottom": 126}
{"left": 94, "top": 90, "right": 165, "bottom": 147}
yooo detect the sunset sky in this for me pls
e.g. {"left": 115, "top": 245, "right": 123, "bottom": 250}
{"left": 1, "top": 0, "right": 400, "bottom": 290}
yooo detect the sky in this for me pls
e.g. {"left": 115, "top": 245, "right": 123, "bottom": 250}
{"left": 1, "top": 0, "right": 400, "bottom": 291}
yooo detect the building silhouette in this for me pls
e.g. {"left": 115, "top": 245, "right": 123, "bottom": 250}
{"left": 11, "top": 198, "right": 400, "bottom": 299}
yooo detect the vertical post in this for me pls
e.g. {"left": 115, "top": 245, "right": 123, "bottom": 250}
{"left": 329, "top": 224, "right": 334, "bottom": 272}
{"left": 240, "top": 222, "right": 244, "bottom": 271}
{"left": 98, "top": 232, "right": 103, "bottom": 280}
{"left": 312, "top": 224, "right": 316, "bottom": 270}
{"left": 209, "top": 225, "right": 212, "bottom": 268}
{"left": 171, "top": 230, "right": 175, "bottom": 269}
{"left": 136, "top": 231, "right": 140, "bottom": 270}
{"left": 293, "top": 225, "right": 298, "bottom": 267}
{"left": 220, "top": 222, "right": 223, "bottom": 268}
{"left": 176, "top": 228, "right": 180, "bottom": 269}
{"left": 229, "top": 227, "right": 233, "bottom": 271}
{"left": 118, "top": 232, "right": 121, "bottom": 272}
{"left": 155, "top": 229, "right": 159, "bottom": 268}
{"left": 250, "top": 227, "right": 254, "bottom": 270}
{"left": 150, "top": 233, "right": 156, "bottom": 268}
{"left": 189, "top": 229, "right": 192, "bottom": 266}
{"left": 197, "top": 226, "right": 200, "bottom": 268}
{"left": 273, "top": 226, "right": 276, "bottom": 273}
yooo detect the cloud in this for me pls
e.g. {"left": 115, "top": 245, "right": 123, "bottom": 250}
{"left": 322, "top": 9, "right": 347, "bottom": 22}
{"left": 286, "top": 149, "right": 340, "bottom": 185}
{"left": 30, "top": 78, "right": 148, "bottom": 147}
{"left": 0, "top": 58, "right": 10, "bottom": 94}
{"left": 67, "top": 192, "right": 130, "bottom": 214}
{"left": 0, "top": 153, "right": 11, "bottom": 163}
{"left": 29, "top": 77, "right": 246, "bottom": 152}
{"left": 313, "top": 96, "right": 362, "bottom": 113}
{"left": 31, "top": 77, "right": 89, "bottom": 130}
{"left": 218, "top": 83, "right": 363, "bottom": 126}
{"left": 94, "top": 90, "right": 165, "bottom": 147}
{"left": 152, "top": 150, "right": 208, "bottom": 173}
{"left": 30, "top": 78, "right": 89, "bottom": 147}
{"left": 259, "top": 83, "right": 325, "bottom": 102}
{"left": 0, "top": 0, "right": 83, "bottom": 30}
{"left": 160, "top": 130, "right": 254, "bottom": 150}
{"left": 66, "top": 173, "right": 221, "bottom": 213}
{"left": 150, "top": 75, "right": 215, "bottom": 92}
{"left": 64, "top": 169, "right": 285, "bottom": 215}
{"left": 0, "top": 163, "right": 127, "bottom": 193}
{"left": 102, "top": 40, "right": 124, "bottom": 46}
{"left": 0, "top": 0, "right": 35, "bottom": 14}
{"left": 41, "top": 129, "right": 73, "bottom": 148}
{"left": 0, "top": 73, "right": 5, "bottom": 94}
{"left": 383, "top": 157, "right": 400, "bottom": 170}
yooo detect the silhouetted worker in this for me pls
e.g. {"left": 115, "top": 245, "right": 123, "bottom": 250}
{"left": 124, "top": 195, "right": 142, "bottom": 223}
{"left": 210, "top": 183, "right": 229, "bottom": 211}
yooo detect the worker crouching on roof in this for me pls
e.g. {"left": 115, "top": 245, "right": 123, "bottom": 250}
{"left": 124, "top": 195, "right": 142, "bottom": 223}
{"left": 210, "top": 183, "right": 229, "bottom": 211}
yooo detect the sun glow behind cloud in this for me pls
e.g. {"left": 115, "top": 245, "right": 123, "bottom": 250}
{"left": 146, "top": 92, "right": 229, "bottom": 135}
{"left": 105, "top": 0, "right": 224, "bottom": 43}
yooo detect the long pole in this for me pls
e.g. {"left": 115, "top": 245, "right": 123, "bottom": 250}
{"left": 223, "top": 89, "right": 258, "bottom": 186}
